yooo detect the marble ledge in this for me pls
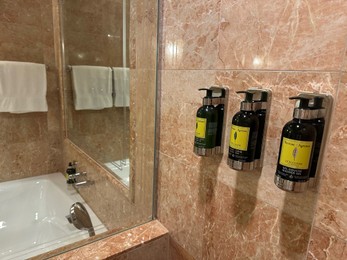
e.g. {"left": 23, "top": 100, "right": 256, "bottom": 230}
{"left": 48, "top": 220, "right": 168, "bottom": 260}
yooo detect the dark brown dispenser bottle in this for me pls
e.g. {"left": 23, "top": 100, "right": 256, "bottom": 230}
{"left": 308, "top": 96, "right": 325, "bottom": 187}
{"left": 228, "top": 91, "right": 259, "bottom": 171}
{"left": 194, "top": 88, "right": 218, "bottom": 156}
{"left": 274, "top": 97, "right": 317, "bottom": 192}
{"left": 254, "top": 91, "right": 268, "bottom": 168}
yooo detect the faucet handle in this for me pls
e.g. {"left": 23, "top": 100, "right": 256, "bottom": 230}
{"left": 75, "top": 171, "right": 87, "bottom": 177}
{"left": 73, "top": 180, "right": 95, "bottom": 188}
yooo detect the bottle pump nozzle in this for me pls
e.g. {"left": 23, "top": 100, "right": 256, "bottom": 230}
{"left": 236, "top": 91, "right": 256, "bottom": 111}
{"left": 199, "top": 88, "right": 214, "bottom": 105}
{"left": 311, "top": 96, "right": 324, "bottom": 109}
{"left": 289, "top": 96, "right": 317, "bottom": 120}
{"left": 289, "top": 96, "right": 310, "bottom": 108}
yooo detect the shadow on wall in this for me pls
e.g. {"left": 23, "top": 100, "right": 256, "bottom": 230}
{"left": 198, "top": 156, "right": 221, "bottom": 205}
{"left": 233, "top": 169, "right": 261, "bottom": 231}
{"left": 280, "top": 191, "right": 316, "bottom": 258}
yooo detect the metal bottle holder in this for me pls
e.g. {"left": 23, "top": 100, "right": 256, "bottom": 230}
{"left": 274, "top": 92, "right": 333, "bottom": 192}
{"left": 193, "top": 86, "right": 229, "bottom": 156}
{"left": 227, "top": 88, "right": 272, "bottom": 171}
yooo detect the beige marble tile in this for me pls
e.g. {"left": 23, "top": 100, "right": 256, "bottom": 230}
{"left": 133, "top": 0, "right": 158, "bottom": 70}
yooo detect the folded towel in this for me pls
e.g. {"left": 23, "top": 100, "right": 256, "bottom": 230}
{"left": 0, "top": 61, "right": 48, "bottom": 113}
{"left": 112, "top": 67, "right": 130, "bottom": 107}
{"left": 71, "top": 65, "right": 113, "bottom": 110}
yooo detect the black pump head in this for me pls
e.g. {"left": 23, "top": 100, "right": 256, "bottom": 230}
{"left": 289, "top": 96, "right": 310, "bottom": 109}
{"left": 236, "top": 91, "right": 255, "bottom": 103}
{"left": 199, "top": 88, "right": 213, "bottom": 98}
{"left": 237, "top": 91, "right": 257, "bottom": 111}
{"left": 311, "top": 96, "right": 324, "bottom": 109}
{"left": 260, "top": 91, "right": 268, "bottom": 102}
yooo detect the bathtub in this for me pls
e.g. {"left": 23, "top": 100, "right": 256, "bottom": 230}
{"left": 0, "top": 172, "right": 107, "bottom": 260}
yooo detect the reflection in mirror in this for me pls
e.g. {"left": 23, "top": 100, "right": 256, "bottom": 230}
{"left": 0, "top": 0, "right": 157, "bottom": 258}
{"left": 62, "top": 0, "right": 131, "bottom": 187}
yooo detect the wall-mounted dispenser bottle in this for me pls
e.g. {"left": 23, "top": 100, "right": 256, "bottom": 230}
{"left": 65, "top": 161, "right": 77, "bottom": 184}
{"left": 194, "top": 88, "right": 218, "bottom": 156}
{"left": 228, "top": 91, "right": 259, "bottom": 170}
{"left": 308, "top": 96, "right": 325, "bottom": 187}
{"left": 194, "top": 86, "right": 229, "bottom": 156}
{"left": 274, "top": 97, "right": 317, "bottom": 192}
{"left": 274, "top": 93, "right": 333, "bottom": 192}
{"left": 211, "top": 87, "right": 227, "bottom": 154}
{"left": 253, "top": 91, "right": 270, "bottom": 169}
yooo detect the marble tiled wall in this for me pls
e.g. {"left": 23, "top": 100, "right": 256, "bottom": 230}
{"left": 0, "top": 0, "right": 63, "bottom": 182}
{"left": 157, "top": 0, "right": 347, "bottom": 259}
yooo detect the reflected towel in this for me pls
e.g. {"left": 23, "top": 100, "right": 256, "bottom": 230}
{"left": 0, "top": 61, "right": 48, "bottom": 113}
{"left": 112, "top": 67, "right": 129, "bottom": 107}
{"left": 71, "top": 65, "right": 113, "bottom": 110}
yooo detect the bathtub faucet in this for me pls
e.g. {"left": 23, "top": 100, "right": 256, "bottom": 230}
{"left": 66, "top": 202, "right": 95, "bottom": 237}
{"left": 67, "top": 171, "right": 95, "bottom": 188}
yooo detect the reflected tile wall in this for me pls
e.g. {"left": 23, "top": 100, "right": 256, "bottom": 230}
{"left": 63, "top": 140, "right": 150, "bottom": 231}
{"left": 158, "top": 0, "right": 347, "bottom": 259}
{"left": 0, "top": 0, "right": 63, "bottom": 182}
{"left": 61, "top": 0, "right": 157, "bottom": 247}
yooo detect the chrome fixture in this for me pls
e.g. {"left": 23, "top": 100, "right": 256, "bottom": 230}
{"left": 66, "top": 202, "right": 95, "bottom": 237}
{"left": 67, "top": 171, "right": 95, "bottom": 188}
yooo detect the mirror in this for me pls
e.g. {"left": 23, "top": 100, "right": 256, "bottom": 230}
{"left": 62, "top": 0, "right": 132, "bottom": 188}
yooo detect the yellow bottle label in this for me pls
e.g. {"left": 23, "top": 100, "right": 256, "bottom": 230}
{"left": 195, "top": 117, "right": 207, "bottom": 138}
{"left": 229, "top": 125, "right": 250, "bottom": 151}
{"left": 279, "top": 138, "right": 313, "bottom": 170}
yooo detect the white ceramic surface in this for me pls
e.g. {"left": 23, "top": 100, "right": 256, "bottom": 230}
{"left": 104, "top": 159, "right": 130, "bottom": 186}
{"left": 0, "top": 172, "right": 107, "bottom": 260}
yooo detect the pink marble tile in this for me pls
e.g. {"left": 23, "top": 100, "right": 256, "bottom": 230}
{"left": 0, "top": 0, "right": 42, "bottom": 26}
{"left": 157, "top": 153, "right": 206, "bottom": 259}
{"left": 313, "top": 73, "right": 347, "bottom": 240}
{"left": 45, "top": 220, "right": 168, "bottom": 260}
{"left": 158, "top": 69, "right": 343, "bottom": 258}
{"left": 307, "top": 228, "right": 347, "bottom": 260}
{"left": 124, "top": 236, "right": 169, "bottom": 260}
{"left": 169, "top": 237, "right": 195, "bottom": 260}
{"left": 218, "top": 0, "right": 347, "bottom": 70}
{"left": 161, "top": 0, "right": 221, "bottom": 69}
{"left": 160, "top": 69, "right": 339, "bottom": 222}
{"left": 161, "top": 0, "right": 347, "bottom": 70}
{"left": 203, "top": 181, "right": 312, "bottom": 259}
{"left": 0, "top": 0, "right": 64, "bottom": 182}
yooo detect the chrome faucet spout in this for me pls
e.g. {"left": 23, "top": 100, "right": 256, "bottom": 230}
{"left": 66, "top": 202, "right": 95, "bottom": 237}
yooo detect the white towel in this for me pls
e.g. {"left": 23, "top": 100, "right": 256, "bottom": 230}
{"left": 71, "top": 66, "right": 113, "bottom": 110}
{"left": 0, "top": 61, "right": 48, "bottom": 113}
{"left": 112, "top": 67, "right": 130, "bottom": 107}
